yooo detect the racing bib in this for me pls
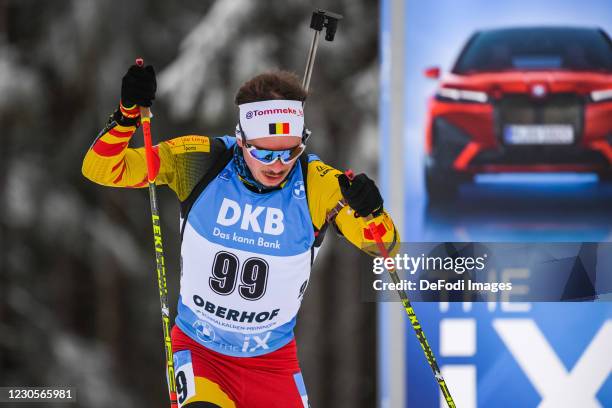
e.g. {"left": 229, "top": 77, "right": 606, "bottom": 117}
{"left": 176, "top": 155, "right": 315, "bottom": 357}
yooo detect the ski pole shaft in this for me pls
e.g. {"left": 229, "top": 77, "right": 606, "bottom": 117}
{"left": 343, "top": 170, "right": 456, "bottom": 408}
{"left": 136, "top": 58, "right": 178, "bottom": 408}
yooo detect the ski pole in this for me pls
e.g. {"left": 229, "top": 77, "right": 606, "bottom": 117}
{"left": 343, "top": 170, "right": 456, "bottom": 408}
{"left": 135, "top": 58, "right": 178, "bottom": 408}
{"left": 302, "top": 9, "right": 343, "bottom": 93}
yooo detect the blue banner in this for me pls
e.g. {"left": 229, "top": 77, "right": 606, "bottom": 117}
{"left": 406, "top": 302, "right": 612, "bottom": 407}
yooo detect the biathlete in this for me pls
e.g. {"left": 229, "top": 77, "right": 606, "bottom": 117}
{"left": 82, "top": 64, "right": 399, "bottom": 408}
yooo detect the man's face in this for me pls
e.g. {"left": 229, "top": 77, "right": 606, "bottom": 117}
{"left": 237, "top": 136, "right": 302, "bottom": 187}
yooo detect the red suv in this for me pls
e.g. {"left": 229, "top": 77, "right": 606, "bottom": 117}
{"left": 424, "top": 26, "right": 612, "bottom": 199}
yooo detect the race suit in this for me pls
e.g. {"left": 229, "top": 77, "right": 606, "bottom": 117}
{"left": 82, "top": 110, "right": 399, "bottom": 407}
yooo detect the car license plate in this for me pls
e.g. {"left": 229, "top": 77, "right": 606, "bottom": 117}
{"left": 503, "top": 125, "right": 574, "bottom": 145}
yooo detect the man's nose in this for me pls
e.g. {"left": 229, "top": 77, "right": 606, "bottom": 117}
{"left": 268, "top": 159, "right": 285, "bottom": 172}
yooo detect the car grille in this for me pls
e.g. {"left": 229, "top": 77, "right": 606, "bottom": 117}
{"left": 495, "top": 93, "right": 584, "bottom": 142}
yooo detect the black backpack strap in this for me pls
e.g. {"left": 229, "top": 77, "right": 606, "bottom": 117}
{"left": 300, "top": 153, "right": 330, "bottom": 265}
{"left": 299, "top": 153, "right": 309, "bottom": 200}
{"left": 180, "top": 145, "right": 234, "bottom": 239}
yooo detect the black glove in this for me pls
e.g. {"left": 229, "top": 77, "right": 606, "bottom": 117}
{"left": 121, "top": 64, "right": 156, "bottom": 107}
{"left": 338, "top": 173, "right": 384, "bottom": 217}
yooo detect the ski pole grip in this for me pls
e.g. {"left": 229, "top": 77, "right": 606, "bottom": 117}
{"left": 135, "top": 57, "right": 155, "bottom": 182}
{"left": 135, "top": 57, "right": 151, "bottom": 119}
{"left": 344, "top": 169, "right": 373, "bottom": 222}
{"left": 344, "top": 169, "right": 389, "bottom": 256}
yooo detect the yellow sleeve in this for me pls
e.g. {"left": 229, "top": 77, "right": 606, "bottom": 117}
{"left": 306, "top": 158, "right": 400, "bottom": 257}
{"left": 82, "top": 113, "right": 219, "bottom": 201}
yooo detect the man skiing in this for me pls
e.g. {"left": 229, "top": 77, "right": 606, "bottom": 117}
{"left": 82, "top": 64, "right": 399, "bottom": 407}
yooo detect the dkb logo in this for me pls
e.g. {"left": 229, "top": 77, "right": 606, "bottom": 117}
{"left": 216, "top": 198, "right": 284, "bottom": 235}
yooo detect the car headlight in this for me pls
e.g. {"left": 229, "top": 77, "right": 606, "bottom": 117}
{"left": 590, "top": 89, "right": 612, "bottom": 102}
{"left": 436, "top": 87, "right": 489, "bottom": 103}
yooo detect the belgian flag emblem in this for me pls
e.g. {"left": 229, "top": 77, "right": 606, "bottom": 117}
{"left": 269, "top": 122, "right": 290, "bottom": 135}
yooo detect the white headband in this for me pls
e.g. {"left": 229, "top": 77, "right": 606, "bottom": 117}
{"left": 238, "top": 100, "right": 304, "bottom": 140}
